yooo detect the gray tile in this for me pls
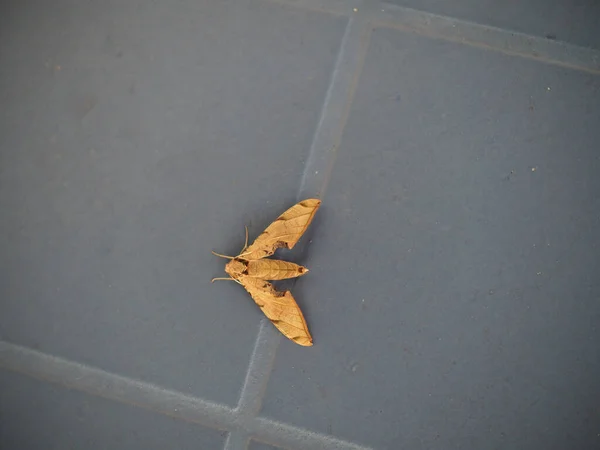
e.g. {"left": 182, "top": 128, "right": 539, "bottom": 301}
{"left": 0, "top": 0, "right": 346, "bottom": 406}
{"left": 249, "top": 440, "right": 282, "bottom": 450}
{"left": 261, "top": 27, "right": 600, "bottom": 450}
{"left": 0, "top": 370, "right": 226, "bottom": 449}
{"left": 388, "top": 0, "right": 600, "bottom": 49}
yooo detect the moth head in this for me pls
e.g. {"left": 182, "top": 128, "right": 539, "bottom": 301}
{"left": 224, "top": 259, "right": 247, "bottom": 277}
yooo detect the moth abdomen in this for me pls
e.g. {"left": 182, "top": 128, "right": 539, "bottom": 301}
{"left": 244, "top": 259, "right": 309, "bottom": 281}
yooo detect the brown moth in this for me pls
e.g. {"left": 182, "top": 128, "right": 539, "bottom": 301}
{"left": 212, "top": 199, "right": 321, "bottom": 346}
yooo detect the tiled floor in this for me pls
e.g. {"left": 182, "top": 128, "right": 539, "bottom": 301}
{"left": 1, "top": 0, "right": 599, "bottom": 449}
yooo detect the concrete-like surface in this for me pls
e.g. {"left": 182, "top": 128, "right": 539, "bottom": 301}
{"left": 2, "top": 0, "right": 599, "bottom": 449}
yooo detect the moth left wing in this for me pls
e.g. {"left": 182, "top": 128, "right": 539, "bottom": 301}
{"left": 238, "top": 275, "right": 313, "bottom": 346}
{"left": 239, "top": 199, "right": 321, "bottom": 260}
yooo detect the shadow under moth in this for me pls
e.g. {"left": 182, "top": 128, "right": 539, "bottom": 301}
{"left": 212, "top": 199, "right": 321, "bottom": 346}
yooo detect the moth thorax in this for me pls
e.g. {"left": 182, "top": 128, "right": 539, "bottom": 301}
{"left": 225, "top": 259, "right": 247, "bottom": 277}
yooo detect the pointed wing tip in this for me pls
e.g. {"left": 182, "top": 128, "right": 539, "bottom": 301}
{"left": 293, "top": 336, "right": 313, "bottom": 346}
{"left": 302, "top": 198, "right": 321, "bottom": 206}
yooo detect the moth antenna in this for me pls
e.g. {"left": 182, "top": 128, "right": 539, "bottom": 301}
{"left": 242, "top": 225, "right": 249, "bottom": 251}
{"left": 211, "top": 251, "right": 234, "bottom": 259}
{"left": 211, "top": 277, "right": 239, "bottom": 283}
{"left": 236, "top": 250, "right": 252, "bottom": 259}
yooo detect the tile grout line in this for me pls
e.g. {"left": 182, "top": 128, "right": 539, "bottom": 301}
{"left": 271, "top": 0, "right": 600, "bottom": 74}
{"left": 224, "top": 3, "right": 372, "bottom": 449}
{"left": 223, "top": 320, "right": 281, "bottom": 450}
{"left": 0, "top": 341, "right": 239, "bottom": 431}
{"left": 297, "top": 6, "right": 372, "bottom": 200}
{"left": 373, "top": 2, "right": 600, "bottom": 74}
{"left": 251, "top": 416, "right": 373, "bottom": 450}
{"left": 0, "top": 340, "right": 372, "bottom": 450}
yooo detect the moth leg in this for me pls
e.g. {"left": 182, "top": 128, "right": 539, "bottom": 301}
{"left": 211, "top": 277, "right": 241, "bottom": 284}
{"left": 211, "top": 251, "right": 234, "bottom": 259}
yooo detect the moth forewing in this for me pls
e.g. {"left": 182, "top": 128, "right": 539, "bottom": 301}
{"left": 238, "top": 275, "right": 313, "bottom": 346}
{"left": 239, "top": 198, "right": 321, "bottom": 260}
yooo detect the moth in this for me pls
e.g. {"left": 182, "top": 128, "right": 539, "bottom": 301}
{"left": 212, "top": 199, "right": 321, "bottom": 346}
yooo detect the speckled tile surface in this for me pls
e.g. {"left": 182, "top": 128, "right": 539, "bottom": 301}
{"left": 1, "top": 1, "right": 599, "bottom": 449}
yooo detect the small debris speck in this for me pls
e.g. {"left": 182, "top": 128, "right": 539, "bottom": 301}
{"left": 531, "top": 167, "right": 537, "bottom": 172}
{"left": 353, "top": 8, "right": 358, "bottom": 12}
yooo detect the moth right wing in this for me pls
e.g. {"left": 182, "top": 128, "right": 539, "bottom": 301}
{"left": 239, "top": 199, "right": 321, "bottom": 260}
{"left": 238, "top": 275, "right": 313, "bottom": 346}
